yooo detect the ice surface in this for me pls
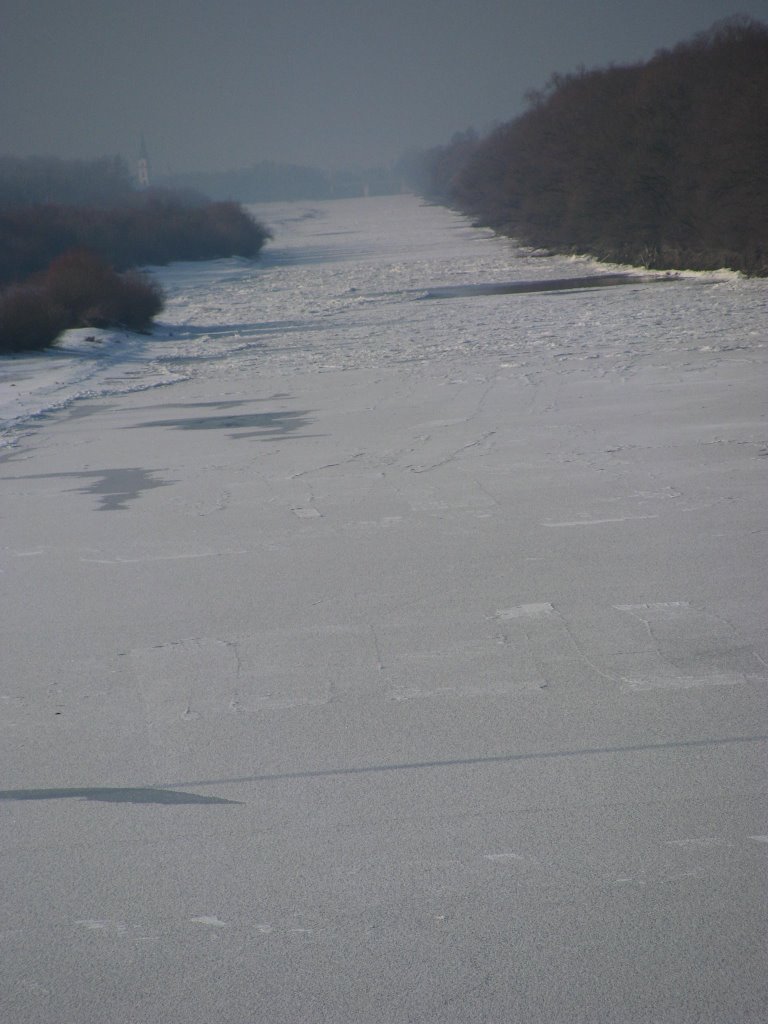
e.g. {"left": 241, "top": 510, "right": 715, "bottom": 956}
{"left": 1, "top": 195, "right": 766, "bottom": 1024}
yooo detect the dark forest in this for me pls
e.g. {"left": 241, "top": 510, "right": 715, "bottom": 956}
{"left": 415, "top": 18, "right": 767, "bottom": 276}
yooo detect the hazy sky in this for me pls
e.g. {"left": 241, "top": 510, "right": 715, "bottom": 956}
{"left": 3, "top": 0, "right": 768, "bottom": 175}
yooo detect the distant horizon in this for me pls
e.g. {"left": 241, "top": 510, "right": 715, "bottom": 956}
{"left": 0, "top": 151, "right": 411, "bottom": 178}
{"left": 3, "top": 1, "right": 768, "bottom": 175}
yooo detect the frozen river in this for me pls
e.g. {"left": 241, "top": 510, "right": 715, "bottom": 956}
{"left": 2, "top": 194, "right": 765, "bottom": 437}
{"left": 1, "top": 195, "right": 767, "bottom": 1022}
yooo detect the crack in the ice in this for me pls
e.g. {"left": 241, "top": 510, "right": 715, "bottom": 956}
{"left": 551, "top": 606, "right": 631, "bottom": 684}
{"left": 369, "top": 624, "right": 385, "bottom": 672}
{"left": 223, "top": 639, "right": 244, "bottom": 712}
{"left": 470, "top": 474, "right": 500, "bottom": 507}
{"left": 407, "top": 430, "right": 497, "bottom": 474}
{"left": 288, "top": 452, "right": 365, "bottom": 478}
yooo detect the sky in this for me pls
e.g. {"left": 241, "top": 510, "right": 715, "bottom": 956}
{"left": 2, "top": 0, "right": 768, "bottom": 176}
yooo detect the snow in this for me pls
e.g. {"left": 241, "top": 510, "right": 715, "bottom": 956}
{"left": 1, "top": 194, "right": 766, "bottom": 1024}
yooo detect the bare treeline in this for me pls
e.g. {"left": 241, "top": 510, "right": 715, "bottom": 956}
{"left": 0, "top": 155, "right": 135, "bottom": 208}
{"left": 415, "top": 18, "right": 768, "bottom": 275}
{"left": 0, "top": 193, "right": 271, "bottom": 285}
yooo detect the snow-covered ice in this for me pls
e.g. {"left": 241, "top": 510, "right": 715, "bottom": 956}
{"left": 1, "top": 195, "right": 766, "bottom": 1024}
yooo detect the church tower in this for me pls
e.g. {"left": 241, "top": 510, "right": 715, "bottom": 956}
{"left": 137, "top": 134, "right": 150, "bottom": 189}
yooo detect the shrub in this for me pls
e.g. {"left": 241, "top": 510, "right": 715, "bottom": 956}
{"left": 42, "top": 250, "right": 164, "bottom": 331}
{"left": 42, "top": 249, "right": 117, "bottom": 322}
{"left": 104, "top": 269, "right": 165, "bottom": 330}
{"left": 0, "top": 284, "right": 70, "bottom": 353}
{"left": 0, "top": 206, "right": 78, "bottom": 284}
{"left": 0, "top": 250, "right": 165, "bottom": 353}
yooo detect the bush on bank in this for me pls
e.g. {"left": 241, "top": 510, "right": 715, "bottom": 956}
{"left": 0, "top": 250, "right": 164, "bottom": 354}
{"left": 0, "top": 160, "right": 271, "bottom": 352}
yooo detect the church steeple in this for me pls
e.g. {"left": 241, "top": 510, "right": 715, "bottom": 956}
{"left": 137, "top": 134, "right": 150, "bottom": 188}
